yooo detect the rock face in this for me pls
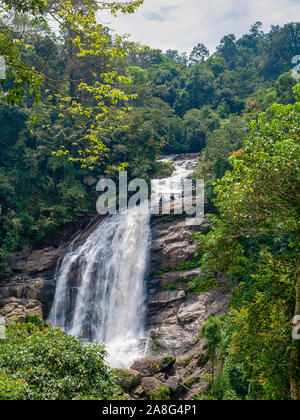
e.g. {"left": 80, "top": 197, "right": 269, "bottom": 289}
{"left": 0, "top": 274, "right": 56, "bottom": 322}
{"left": 0, "top": 215, "right": 103, "bottom": 322}
{"left": 149, "top": 218, "right": 200, "bottom": 275}
{"left": 147, "top": 215, "right": 229, "bottom": 357}
{"left": 148, "top": 289, "right": 229, "bottom": 356}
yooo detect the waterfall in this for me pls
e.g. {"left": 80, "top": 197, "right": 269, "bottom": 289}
{"left": 49, "top": 208, "right": 151, "bottom": 368}
{"left": 49, "top": 155, "right": 198, "bottom": 368}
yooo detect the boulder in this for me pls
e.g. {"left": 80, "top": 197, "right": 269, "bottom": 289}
{"left": 155, "top": 268, "right": 201, "bottom": 288}
{"left": 141, "top": 377, "right": 169, "bottom": 398}
{"left": 113, "top": 369, "right": 141, "bottom": 392}
{"left": 0, "top": 298, "right": 42, "bottom": 323}
{"left": 165, "top": 375, "right": 181, "bottom": 392}
{"left": 130, "top": 355, "right": 175, "bottom": 377}
{"left": 131, "top": 385, "right": 145, "bottom": 400}
{"left": 185, "top": 381, "right": 210, "bottom": 400}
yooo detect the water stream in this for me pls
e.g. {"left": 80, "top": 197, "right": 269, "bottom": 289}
{"left": 49, "top": 155, "right": 198, "bottom": 368}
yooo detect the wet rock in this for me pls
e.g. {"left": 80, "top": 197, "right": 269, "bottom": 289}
{"left": 141, "top": 377, "right": 169, "bottom": 398}
{"left": 147, "top": 289, "right": 229, "bottom": 355}
{"left": 130, "top": 355, "right": 175, "bottom": 377}
{"left": 149, "top": 291, "right": 186, "bottom": 307}
{"left": 0, "top": 298, "right": 42, "bottom": 323}
{"left": 154, "top": 268, "right": 201, "bottom": 288}
{"left": 113, "top": 369, "right": 142, "bottom": 392}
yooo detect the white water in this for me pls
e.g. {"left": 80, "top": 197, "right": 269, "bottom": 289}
{"left": 152, "top": 157, "right": 198, "bottom": 205}
{"left": 49, "top": 209, "right": 151, "bottom": 368}
{"left": 49, "top": 156, "right": 198, "bottom": 368}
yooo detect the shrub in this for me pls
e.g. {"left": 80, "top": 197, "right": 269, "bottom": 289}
{"left": 150, "top": 385, "right": 171, "bottom": 401}
{"left": 0, "top": 323, "right": 122, "bottom": 400}
{"left": 0, "top": 372, "right": 29, "bottom": 400}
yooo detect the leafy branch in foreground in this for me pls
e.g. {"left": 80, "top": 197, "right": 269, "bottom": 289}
{"left": 0, "top": 0, "right": 145, "bottom": 169}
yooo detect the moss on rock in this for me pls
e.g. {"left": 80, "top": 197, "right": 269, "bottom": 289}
{"left": 113, "top": 369, "right": 141, "bottom": 392}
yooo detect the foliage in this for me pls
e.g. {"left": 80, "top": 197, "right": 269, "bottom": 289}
{"left": 0, "top": 322, "right": 122, "bottom": 400}
{"left": 0, "top": 372, "right": 30, "bottom": 400}
{"left": 150, "top": 385, "right": 171, "bottom": 401}
{"left": 193, "top": 84, "right": 300, "bottom": 400}
{"left": 0, "top": 0, "right": 145, "bottom": 169}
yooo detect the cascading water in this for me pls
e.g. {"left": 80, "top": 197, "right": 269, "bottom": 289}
{"left": 49, "top": 155, "right": 198, "bottom": 368}
{"left": 151, "top": 157, "right": 198, "bottom": 205}
{"left": 49, "top": 209, "right": 151, "bottom": 368}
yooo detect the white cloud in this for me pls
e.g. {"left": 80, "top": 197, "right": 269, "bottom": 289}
{"left": 102, "top": 0, "right": 300, "bottom": 54}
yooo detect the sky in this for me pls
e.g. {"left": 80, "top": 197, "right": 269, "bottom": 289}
{"left": 103, "top": 0, "right": 300, "bottom": 54}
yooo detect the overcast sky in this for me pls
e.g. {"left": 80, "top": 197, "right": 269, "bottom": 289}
{"left": 104, "top": 0, "right": 300, "bottom": 54}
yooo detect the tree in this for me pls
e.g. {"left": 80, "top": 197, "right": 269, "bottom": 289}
{"left": 275, "top": 72, "right": 297, "bottom": 105}
{"left": 228, "top": 253, "right": 296, "bottom": 400}
{"left": 0, "top": 0, "right": 145, "bottom": 169}
{"left": 189, "top": 43, "right": 209, "bottom": 65}
{"left": 262, "top": 23, "right": 300, "bottom": 80}
{"left": 186, "top": 64, "right": 215, "bottom": 109}
{"left": 202, "top": 316, "right": 223, "bottom": 389}
{"left": 165, "top": 49, "right": 188, "bottom": 65}
{"left": 194, "top": 83, "right": 300, "bottom": 399}
{"left": 216, "top": 34, "right": 238, "bottom": 70}
{"left": 249, "top": 21, "right": 263, "bottom": 38}
{"left": 183, "top": 108, "right": 206, "bottom": 152}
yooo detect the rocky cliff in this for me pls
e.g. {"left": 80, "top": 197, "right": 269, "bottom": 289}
{"left": 0, "top": 216, "right": 103, "bottom": 322}
{"left": 147, "top": 216, "right": 229, "bottom": 356}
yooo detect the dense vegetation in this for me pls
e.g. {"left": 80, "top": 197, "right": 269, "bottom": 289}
{"left": 0, "top": 318, "right": 122, "bottom": 400}
{"left": 193, "top": 85, "right": 300, "bottom": 400}
{"left": 0, "top": 0, "right": 299, "bottom": 401}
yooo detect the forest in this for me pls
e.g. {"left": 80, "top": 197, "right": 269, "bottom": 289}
{"left": 0, "top": 0, "right": 299, "bottom": 401}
